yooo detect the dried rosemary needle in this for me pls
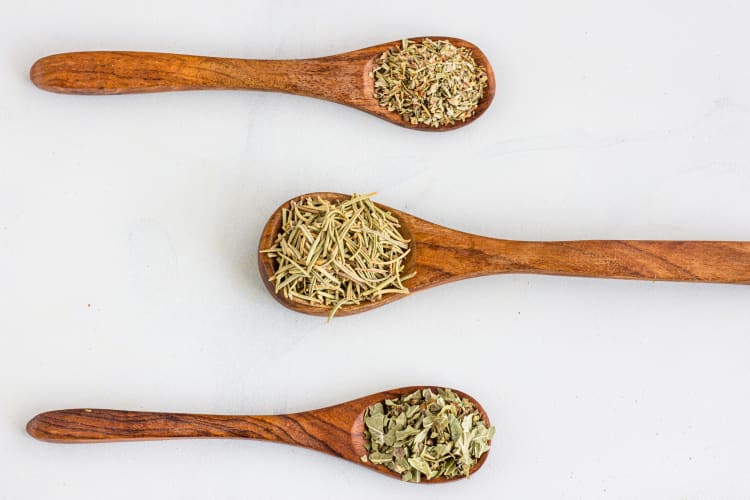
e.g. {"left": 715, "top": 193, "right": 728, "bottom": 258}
{"left": 371, "top": 39, "right": 489, "bottom": 128}
{"left": 361, "top": 388, "right": 495, "bottom": 483}
{"left": 261, "top": 193, "right": 415, "bottom": 320}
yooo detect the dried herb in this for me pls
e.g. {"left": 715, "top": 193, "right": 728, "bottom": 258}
{"left": 372, "top": 39, "right": 488, "bottom": 127}
{"left": 261, "top": 193, "right": 415, "bottom": 320}
{"left": 361, "top": 388, "right": 494, "bottom": 483}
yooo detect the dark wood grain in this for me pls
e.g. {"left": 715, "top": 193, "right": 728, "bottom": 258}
{"left": 258, "top": 193, "right": 750, "bottom": 317}
{"left": 29, "top": 37, "right": 495, "bottom": 131}
{"left": 26, "top": 387, "right": 491, "bottom": 483}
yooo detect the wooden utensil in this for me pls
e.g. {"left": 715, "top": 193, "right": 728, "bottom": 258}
{"left": 26, "top": 386, "right": 491, "bottom": 483}
{"left": 29, "top": 37, "right": 495, "bottom": 131}
{"left": 258, "top": 193, "right": 750, "bottom": 317}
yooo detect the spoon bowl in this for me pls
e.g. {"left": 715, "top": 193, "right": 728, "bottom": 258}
{"left": 258, "top": 192, "right": 418, "bottom": 317}
{"left": 259, "top": 192, "right": 750, "bottom": 317}
{"left": 30, "top": 37, "right": 496, "bottom": 131}
{"left": 26, "top": 386, "right": 491, "bottom": 483}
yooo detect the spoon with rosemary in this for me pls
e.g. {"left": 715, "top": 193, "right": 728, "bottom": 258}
{"left": 258, "top": 192, "right": 750, "bottom": 318}
{"left": 27, "top": 386, "right": 492, "bottom": 483}
{"left": 30, "top": 37, "right": 495, "bottom": 131}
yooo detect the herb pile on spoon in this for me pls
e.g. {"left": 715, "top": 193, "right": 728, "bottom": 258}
{"left": 372, "top": 39, "right": 489, "bottom": 127}
{"left": 362, "top": 388, "right": 495, "bottom": 482}
{"left": 261, "top": 193, "right": 414, "bottom": 320}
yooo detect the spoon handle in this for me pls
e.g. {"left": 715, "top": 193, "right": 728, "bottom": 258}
{"left": 496, "top": 240, "right": 750, "bottom": 283}
{"left": 26, "top": 408, "right": 332, "bottom": 453}
{"left": 29, "top": 51, "right": 354, "bottom": 99}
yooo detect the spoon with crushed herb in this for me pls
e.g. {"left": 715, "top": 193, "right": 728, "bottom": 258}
{"left": 27, "top": 386, "right": 493, "bottom": 483}
{"left": 30, "top": 37, "right": 495, "bottom": 131}
{"left": 259, "top": 192, "right": 750, "bottom": 318}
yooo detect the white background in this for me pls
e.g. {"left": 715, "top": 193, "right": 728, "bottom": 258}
{"left": 1, "top": 1, "right": 749, "bottom": 498}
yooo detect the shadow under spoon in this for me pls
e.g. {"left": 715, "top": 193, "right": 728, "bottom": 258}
{"left": 258, "top": 192, "right": 750, "bottom": 317}
{"left": 29, "top": 37, "right": 495, "bottom": 131}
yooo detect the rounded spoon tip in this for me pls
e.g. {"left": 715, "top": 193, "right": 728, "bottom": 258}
{"left": 257, "top": 192, "right": 418, "bottom": 318}
{"left": 357, "top": 36, "right": 495, "bottom": 131}
{"left": 350, "top": 386, "right": 493, "bottom": 483}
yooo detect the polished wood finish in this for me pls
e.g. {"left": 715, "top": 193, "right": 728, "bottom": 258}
{"left": 26, "top": 387, "right": 490, "bottom": 483}
{"left": 258, "top": 193, "right": 750, "bottom": 317}
{"left": 29, "top": 38, "right": 495, "bottom": 131}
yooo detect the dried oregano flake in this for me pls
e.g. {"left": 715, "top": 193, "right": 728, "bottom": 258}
{"left": 361, "top": 388, "right": 495, "bottom": 482}
{"left": 261, "top": 193, "right": 415, "bottom": 320}
{"left": 371, "top": 39, "right": 488, "bottom": 128}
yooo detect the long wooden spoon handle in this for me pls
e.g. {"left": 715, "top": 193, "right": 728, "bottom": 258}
{"left": 26, "top": 408, "right": 355, "bottom": 458}
{"left": 27, "top": 409, "right": 296, "bottom": 444}
{"left": 502, "top": 240, "right": 750, "bottom": 283}
{"left": 29, "top": 51, "right": 351, "bottom": 97}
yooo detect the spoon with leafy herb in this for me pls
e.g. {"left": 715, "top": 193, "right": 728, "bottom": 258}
{"left": 27, "top": 386, "right": 493, "bottom": 483}
{"left": 30, "top": 37, "right": 495, "bottom": 131}
{"left": 259, "top": 193, "right": 750, "bottom": 318}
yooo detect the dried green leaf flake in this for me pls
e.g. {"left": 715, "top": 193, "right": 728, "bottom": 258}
{"left": 261, "top": 194, "right": 414, "bottom": 320}
{"left": 407, "top": 457, "right": 432, "bottom": 476}
{"left": 362, "top": 388, "right": 494, "bottom": 482}
{"left": 368, "top": 452, "right": 394, "bottom": 465}
{"left": 372, "top": 39, "right": 488, "bottom": 128}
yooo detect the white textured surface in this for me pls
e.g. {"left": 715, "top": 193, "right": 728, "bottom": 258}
{"left": 1, "top": 1, "right": 750, "bottom": 498}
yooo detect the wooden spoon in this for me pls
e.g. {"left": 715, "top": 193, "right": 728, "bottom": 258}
{"left": 29, "top": 37, "right": 495, "bottom": 131}
{"left": 26, "top": 386, "right": 491, "bottom": 483}
{"left": 258, "top": 193, "right": 750, "bottom": 317}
